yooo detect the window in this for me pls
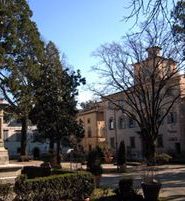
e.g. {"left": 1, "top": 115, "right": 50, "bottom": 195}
{"left": 118, "top": 100, "right": 124, "bottom": 108}
{"left": 118, "top": 117, "right": 126, "bottom": 129}
{"left": 167, "top": 112, "right": 177, "bottom": 124}
{"left": 166, "top": 88, "right": 173, "bottom": 97}
{"left": 130, "top": 137, "right": 135, "bottom": 148}
{"left": 87, "top": 127, "right": 92, "bottom": 137}
{"left": 128, "top": 118, "right": 135, "bottom": 128}
{"left": 109, "top": 118, "right": 114, "bottom": 130}
{"left": 108, "top": 102, "right": 115, "bottom": 109}
{"left": 110, "top": 137, "right": 115, "bottom": 148}
{"left": 157, "top": 135, "right": 163, "bottom": 148}
{"left": 88, "top": 144, "right": 92, "bottom": 151}
{"left": 3, "top": 130, "right": 8, "bottom": 141}
{"left": 87, "top": 118, "right": 90, "bottom": 124}
{"left": 143, "top": 67, "right": 152, "bottom": 78}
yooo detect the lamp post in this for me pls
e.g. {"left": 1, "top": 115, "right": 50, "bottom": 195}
{"left": 67, "top": 148, "right": 74, "bottom": 170}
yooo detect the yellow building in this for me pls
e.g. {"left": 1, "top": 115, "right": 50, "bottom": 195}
{"left": 77, "top": 102, "right": 106, "bottom": 151}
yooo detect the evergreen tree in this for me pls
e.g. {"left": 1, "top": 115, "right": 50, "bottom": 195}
{"left": 30, "top": 41, "right": 85, "bottom": 165}
{"left": 117, "top": 140, "right": 126, "bottom": 172}
{"left": 0, "top": 0, "right": 44, "bottom": 159}
{"left": 86, "top": 146, "right": 104, "bottom": 176}
{"left": 172, "top": 0, "right": 185, "bottom": 58}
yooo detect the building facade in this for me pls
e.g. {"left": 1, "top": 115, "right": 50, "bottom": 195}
{"left": 104, "top": 47, "right": 185, "bottom": 160}
{"left": 77, "top": 102, "right": 106, "bottom": 152}
{"left": 104, "top": 100, "right": 185, "bottom": 160}
{"left": 3, "top": 120, "right": 49, "bottom": 159}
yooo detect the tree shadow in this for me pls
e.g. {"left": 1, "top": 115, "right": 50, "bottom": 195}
{"left": 101, "top": 165, "right": 185, "bottom": 200}
{"left": 157, "top": 169, "right": 185, "bottom": 188}
{"left": 160, "top": 194, "right": 185, "bottom": 201}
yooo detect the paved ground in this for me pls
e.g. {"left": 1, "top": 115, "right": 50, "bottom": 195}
{"left": 100, "top": 164, "right": 185, "bottom": 201}
{"left": 8, "top": 161, "right": 185, "bottom": 201}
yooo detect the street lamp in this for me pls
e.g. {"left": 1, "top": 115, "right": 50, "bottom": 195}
{"left": 67, "top": 148, "right": 74, "bottom": 170}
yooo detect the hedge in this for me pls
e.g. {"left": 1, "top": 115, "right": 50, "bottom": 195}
{"left": 0, "top": 183, "right": 12, "bottom": 201}
{"left": 21, "top": 166, "right": 73, "bottom": 179}
{"left": 14, "top": 171, "right": 95, "bottom": 201}
{"left": 21, "top": 166, "right": 51, "bottom": 179}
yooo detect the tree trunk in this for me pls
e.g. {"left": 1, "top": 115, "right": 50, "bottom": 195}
{"left": 145, "top": 139, "right": 155, "bottom": 165}
{"left": 49, "top": 138, "right": 54, "bottom": 153}
{"left": 140, "top": 129, "right": 156, "bottom": 164}
{"left": 20, "top": 116, "right": 28, "bottom": 161}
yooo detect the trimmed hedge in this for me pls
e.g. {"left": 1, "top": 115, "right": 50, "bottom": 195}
{"left": 22, "top": 166, "right": 73, "bottom": 179}
{"left": 0, "top": 183, "right": 12, "bottom": 201}
{"left": 14, "top": 171, "right": 95, "bottom": 201}
{"left": 21, "top": 166, "right": 51, "bottom": 179}
{"left": 51, "top": 168, "right": 73, "bottom": 175}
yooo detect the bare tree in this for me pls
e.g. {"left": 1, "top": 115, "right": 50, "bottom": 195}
{"left": 125, "top": 0, "right": 177, "bottom": 29}
{"left": 92, "top": 22, "right": 185, "bottom": 162}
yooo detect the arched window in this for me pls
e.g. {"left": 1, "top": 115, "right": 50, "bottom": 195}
{"left": 128, "top": 118, "right": 136, "bottom": 128}
{"left": 109, "top": 118, "right": 114, "bottom": 130}
{"left": 167, "top": 112, "right": 177, "bottom": 124}
{"left": 87, "top": 118, "right": 91, "bottom": 124}
{"left": 87, "top": 127, "right": 92, "bottom": 137}
{"left": 118, "top": 116, "right": 126, "bottom": 129}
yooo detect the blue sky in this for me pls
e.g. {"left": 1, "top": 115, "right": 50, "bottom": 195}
{"left": 28, "top": 0, "right": 136, "bottom": 103}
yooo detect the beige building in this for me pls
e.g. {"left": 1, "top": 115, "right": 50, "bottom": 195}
{"left": 3, "top": 120, "right": 49, "bottom": 159}
{"left": 103, "top": 47, "right": 185, "bottom": 160}
{"left": 77, "top": 102, "right": 106, "bottom": 152}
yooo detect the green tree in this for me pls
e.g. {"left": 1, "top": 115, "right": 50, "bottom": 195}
{"left": 0, "top": 0, "right": 44, "bottom": 160}
{"left": 117, "top": 140, "right": 126, "bottom": 171}
{"left": 172, "top": 0, "right": 185, "bottom": 58}
{"left": 86, "top": 146, "right": 104, "bottom": 176}
{"left": 30, "top": 41, "right": 85, "bottom": 165}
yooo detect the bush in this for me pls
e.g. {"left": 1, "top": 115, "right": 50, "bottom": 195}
{"left": 14, "top": 171, "right": 95, "bottom": 201}
{"left": 117, "top": 178, "right": 133, "bottom": 198}
{"left": 155, "top": 153, "right": 172, "bottom": 165}
{"left": 115, "top": 178, "right": 143, "bottom": 201}
{"left": 117, "top": 141, "right": 126, "bottom": 166}
{"left": 0, "top": 183, "right": 12, "bottom": 201}
{"left": 103, "top": 148, "right": 113, "bottom": 164}
{"left": 89, "top": 165, "right": 103, "bottom": 176}
{"left": 51, "top": 168, "right": 73, "bottom": 175}
{"left": 87, "top": 147, "right": 104, "bottom": 176}
{"left": 21, "top": 166, "right": 51, "bottom": 179}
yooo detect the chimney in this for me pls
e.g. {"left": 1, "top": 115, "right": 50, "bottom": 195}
{"left": 146, "top": 46, "right": 161, "bottom": 58}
